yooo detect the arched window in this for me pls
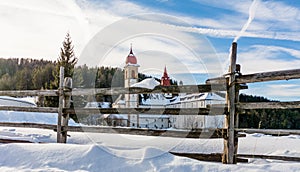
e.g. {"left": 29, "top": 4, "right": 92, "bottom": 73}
{"left": 131, "top": 70, "right": 135, "bottom": 78}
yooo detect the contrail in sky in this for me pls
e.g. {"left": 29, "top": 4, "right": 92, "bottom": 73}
{"left": 233, "top": 0, "right": 260, "bottom": 42}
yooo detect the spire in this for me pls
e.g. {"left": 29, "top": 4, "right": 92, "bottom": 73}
{"left": 161, "top": 65, "right": 171, "bottom": 86}
{"left": 125, "top": 44, "right": 137, "bottom": 64}
{"left": 163, "top": 65, "right": 168, "bottom": 77}
{"left": 129, "top": 43, "right": 133, "bottom": 55}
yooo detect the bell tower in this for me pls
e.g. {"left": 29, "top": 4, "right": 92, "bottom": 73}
{"left": 161, "top": 66, "right": 171, "bottom": 86}
{"left": 124, "top": 45, "right": 140, "bottom": 108}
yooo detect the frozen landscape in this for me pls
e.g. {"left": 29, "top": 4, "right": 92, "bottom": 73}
{"left": 0, "top": 0, "right": 300, "bottom": 171}
{"left": 0, "top": 111, "right": 300, "bottom": 172}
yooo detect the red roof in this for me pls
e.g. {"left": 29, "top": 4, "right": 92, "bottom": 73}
{"left": 125, "top": 47, "right": 137, "bottom": 64}
{"left": 161, "top": 66, "right": 171, "bottom": 86}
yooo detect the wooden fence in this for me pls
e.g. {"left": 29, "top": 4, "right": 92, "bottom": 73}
{"left": 0, "top": 42, "right": 300, "bottom": 164}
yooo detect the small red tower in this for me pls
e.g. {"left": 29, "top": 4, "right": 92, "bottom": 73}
{"left": 161, "top": 66, "right": 171, "bottom": 86}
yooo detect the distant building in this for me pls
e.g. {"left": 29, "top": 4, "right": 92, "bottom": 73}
{"left": 124, "top": 45, "right": 139, "bottom": 108}
{"left": 161, "top": 66, "right": 171, "bottom": 86}
{"left": 111, "top": 45, "right": 226, "bottom": 129}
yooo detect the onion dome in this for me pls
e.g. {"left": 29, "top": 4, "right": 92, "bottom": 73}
{"left": 125, "top": 46, "right": 137, "bottom": 64}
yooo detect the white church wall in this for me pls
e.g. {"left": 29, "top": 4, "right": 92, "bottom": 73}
{"left": 170, "top": 115, "right": 205, "bottom": 129}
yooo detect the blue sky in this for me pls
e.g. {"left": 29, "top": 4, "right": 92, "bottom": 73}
{"left": 0, "top": 0, "right": 300, "bottom": 101}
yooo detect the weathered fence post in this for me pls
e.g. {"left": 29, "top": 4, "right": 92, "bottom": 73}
{"left": 37, "top": 87, "right": 45, "bottom": 107}
{"left": 61, "top": 77, "right": 72, "bottom": 143}
{"left": 223, "top": 42, "right": 238, "bottom": 164}
{"left": 57, "top": 66, "right": 64, "bottom": 143}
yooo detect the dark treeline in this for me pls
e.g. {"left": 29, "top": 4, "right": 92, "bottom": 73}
{"left": 0, "top": 58, "right": 56, "bottom": 90}
{"left": 0, "top": 58, "right": 176, "bottom": 103}
{"left": 0, "top": 58, "right": 158, "bottom": 90}
{"left": 239, "top": 93, "right": 300, "bottom": 129}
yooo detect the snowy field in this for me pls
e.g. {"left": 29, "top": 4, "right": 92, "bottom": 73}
{"left": 0, "top": 111, "right": 300, "bottom": 172}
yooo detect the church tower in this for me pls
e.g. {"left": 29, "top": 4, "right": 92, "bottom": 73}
{"left": 161, "top": 66, "right": 172, "bottom": 98}
{"left": 124, "top": 45, "right": 140, "bottom": 108}
{"left": 161, "top": 66, "right": 171, "bottom": 86}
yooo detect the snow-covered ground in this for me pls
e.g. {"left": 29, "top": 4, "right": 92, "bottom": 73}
{"left": 0, "top": 111, "right": 300, "bottom": 171}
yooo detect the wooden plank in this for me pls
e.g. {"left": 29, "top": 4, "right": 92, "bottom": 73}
{"left": 237, "top": 101, "right": 300, "bottom": 109}
{"left": 0, "top": 106, "right": 226, "bottom": 115}
{"left": 0, "top": 138, "right": 34, "bottom": 144}
{"left": 170, "top": 152, "right": 248, "bottom": 163}
{"left": 0, "top": 122, "right": 227, "bottom": 139}
{"left": 0, "top": 90, "right": 57, "bottom": 97}
{"left": 236, "top": 128, "right": 300, "bottom": 136}
{"left": 70, "top": 84, "right": 227, "bottom": 96}
{"left": 0, "top": 106, "right": 58, "bottom": 113}
{"left": 61, "top": 77, "right": 72, "bottom": 143}
{"left": 57, "top": 66, "right": 64, "bottom": 143}
{"left": 206, "top": 77, "right": 227, "bottom": 85}
{"left": 236, "top": 69, "right": 300, "bottom": 84}
{"left": 63, "top": 107, "right": 226, "bottom": 115}
{"left": 0, "top": 84, "right": 227, "bottom": 98}
{"left": 173, "top": 152, "right": 300, "bottom": 162}
{"left": 70, "top": 127, "right": 226, "bottom": 139}
{"left": 171, "top": 152, "right": 300, "bottom": 163}
{"left": 238, "top": 154, "right": 300, "bottom": 162}
{"left": 0, "top": 122, "right": 57, "bottom": 130}
{"left": 223, "top": 42, "right": 237, "bottom": 164}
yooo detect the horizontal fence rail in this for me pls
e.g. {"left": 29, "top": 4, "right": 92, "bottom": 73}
{"left": 71, "top": 84, "right": 228, "bottom": 96}
{"left": 236, "top": 128, "right": 300, "bottom": 136}
{"left": 0, "top": 90, "right": 58, "bottom": 97}
{"left": 237, "top": 101, "right": 300, "bottom": 110}
{"left": 0, "top": 122, "right": 229, "bottom": 139}
{"left": 0, "top": 84, "right": 227, "bottom": 97}
{"left": 237, "top": 154, "right": 300, "bottom": 162}
{"left": 170, "top": 152, "right": 300, "bottom": 162}
{"left": 0, "top": 122, "right": 57, "bottom": 130}
{"left": 64, "top": 107, "right": 227, "bottom": 116}
{"left": 206, "top": 69, "right": 300, "bottom": 85}
{"left": 0, "top": 106, "right": 58, "bottom": 113}
{"left": 236, "top": 69, "right": 300, "bottom": 84}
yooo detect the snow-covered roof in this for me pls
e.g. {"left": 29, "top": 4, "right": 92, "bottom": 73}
{"left": 141, "top": 92, "right": 225, "bottom": 106}
{"left": 174, "top": 93, "right": 225, "bottom": 104}
{"left": 85, "top": 102, "right": 111, "bottom": 108}
{"left": 201, "top": 93, "right": 225, "bottom": 101}
{"left": 139, "top": 114, "right": 169, "bottom": 119}
{"left": 125, "top": 63, "right": 140, "bottom": 67}
{"left": 0, "top": 96, "right": 36, "bottom": 107}
{"left": 102, "top": 114, "right": 128, "bottom": 120}
{"left": 131, "top": 78, "right": 159, "bottom": 89}
{"left": 141, "top": 93, "right": 170, "bottom": 106}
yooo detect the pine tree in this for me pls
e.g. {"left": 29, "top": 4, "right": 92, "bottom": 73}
{"left": 52, "top": 32, "right": 78, "bottom": 89}
{"left": 46, "top": 33, "right": 78, "bottom": 107}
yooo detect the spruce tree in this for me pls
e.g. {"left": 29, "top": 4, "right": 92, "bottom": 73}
{"left": 52, "top": 32, "right": 78, "bottom": 89}
{"left": 46, "top": 32, "right": 78, "bottom": 107}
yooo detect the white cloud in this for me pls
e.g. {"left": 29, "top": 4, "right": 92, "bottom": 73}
{"left": 242, "top": 81, "right": 300, "bottom": 101}
{"left": 189, "top": 0, "right": 300, "bottom": 41}
{"left": 1, "top": 0, "right": 300, "bottom": 62}
{"left": 0, "top": 0, "right": 125, "bottom": 60}
{"left": 252, "top": 45, "right": 300, "bottom": 59}
{"left": 236, "top": 45, "right": 300, "bottom": 74}
{"left": 0, "top": 0, "right": 89, "bottom": 59}
{"left": 78, "top": 17, "right": 224, "bottom": 77}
